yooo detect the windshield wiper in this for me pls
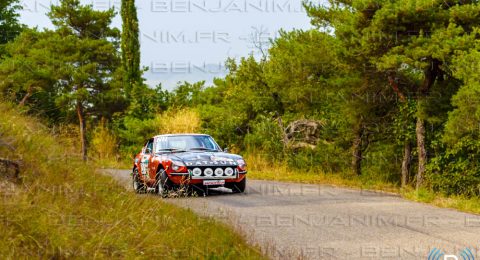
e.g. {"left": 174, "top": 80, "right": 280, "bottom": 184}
{"left": 157, "top": 148, "right": 187, "bottom": 153}
{"left": 189, "top": 147, "right": 217, "bottom": 151}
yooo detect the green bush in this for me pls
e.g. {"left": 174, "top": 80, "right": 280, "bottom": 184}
{"left": 284, "top": 144, "right": 348, "bottom": 173}
{"left": 427, "top": 139, "right": 480, "bottom": 197}
{"left": 244, "top": 115, "right": 284, "bottom": 156}
{"left": 198, "top": 104, "right": 247, "bottom": 150}
{"left": 361, "top": 142, "right": 404, "bottom": 185}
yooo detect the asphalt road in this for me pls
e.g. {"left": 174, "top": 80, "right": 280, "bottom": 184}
{"left": 104, "top": 169, "right": 480, "bottom": 260}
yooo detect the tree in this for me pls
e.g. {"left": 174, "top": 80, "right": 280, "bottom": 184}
{"left": 428, "top": 47, "right": 480, "bottom": 196}
{"left": 304, "top": 4, "right": 398, "bottom": 176}
{"left": 121, "top": 0, "right": 141, "bottom": 97}
{"left": 446, "top": 49, "right": 480, "bottom": 145}
{"left": 171, "top": 81, "right": 205, "bottom": 108}
{"left": 305, "top": 0, "right": 480, "bottom": 186}
{"left": 193, "top": 57, "right": 276, "bottom": 148}
{"left": 48, "top": 0, "right": 122, "bottom": 161}
{"left": 0, "top": 0, "right": 23, "bottom": 49}
{"left": 265, "top": 29, "right": 361, "bottom": 171}
{"left": 0, "top": 29, "right": 64, "bottom": 120}
{"left": 265, "top": 30, "right": 341, "bottom": 115}
{"left": 371, "top": 1, "right": 479, "bottom": 189}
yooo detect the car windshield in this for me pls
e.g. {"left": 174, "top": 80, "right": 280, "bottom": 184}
{"left": 155, "top": 135, "right": 221, "bottom": 153}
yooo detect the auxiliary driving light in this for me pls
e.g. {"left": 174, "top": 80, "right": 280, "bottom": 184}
{"left": 224, "top": 167, "right": 234, "bottom": 176}
{"left": 204, "top": 168, "right": 214, "bottom": 177}
{"left": 214, "top": 168, "right": 224, "bottom": 176}
{"left": 192, "top": 167, "right": 202, "bottom": 177}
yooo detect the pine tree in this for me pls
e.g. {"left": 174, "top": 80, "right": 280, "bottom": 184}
{"left": 48, "top": 0, "right": 122, "bottom": 161}
{"left": 0, "top": 0, "right": 23, "bottom": 54}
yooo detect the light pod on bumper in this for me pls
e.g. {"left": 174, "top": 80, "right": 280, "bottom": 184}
{"left": 224, "top": 167, "right": 234, "bottom": 176}
{"left": 214, "top": 168, "right": 224, "bottom": 176}
{"left": 204, "top": 168, "right": 214, "bottom": 177}
{"left": 192, "top": 167, "right": 202, "bottom": 177}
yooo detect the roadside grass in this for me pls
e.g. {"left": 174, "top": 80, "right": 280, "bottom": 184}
{"left": 93, "top": 157, "right": 132, "bottom": 170}
{"left": 245, "top": 153, "right": 480, "bottom": 215}
{"left": 245, "top": 153, "right": 399, "bottom": 192}
{"left": 402, "top": 188, "right": 480, "bottom": 215}
{"left": 0, "top": 103, "right": 265, "bottom": 259}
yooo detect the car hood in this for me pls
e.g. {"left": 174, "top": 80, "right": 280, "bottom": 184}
{"left": 165, "top": 151, "right": 243, "bottom": 167}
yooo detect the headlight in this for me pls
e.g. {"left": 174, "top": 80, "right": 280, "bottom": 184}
{"left": 171, "top": 160, "right": 186, "bottom": 171}
{"left": 236, "top": 159, "right": 247, "bottom": 171}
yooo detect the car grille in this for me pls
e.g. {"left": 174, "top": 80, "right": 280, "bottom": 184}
{"left": 188, "top": 166, "right": 238, "bottom": 179}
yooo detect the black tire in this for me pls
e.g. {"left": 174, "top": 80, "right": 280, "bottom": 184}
{"left": 132, "top": 168, "right": 146, "bottom": 193}
{"left": 226, "top": 177, "right": 246, "bottom": 193}
{"left": 155, "top": 169, "right": 174, "bottom": 197}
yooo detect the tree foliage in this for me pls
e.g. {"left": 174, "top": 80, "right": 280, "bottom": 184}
{"left": 0, "top": 0, "right": 23, "bottom": 49}
{"left": 305, "top": 0, "right": 480, "bottom": 188}
{"left": 47, "top": 0, "right": 123, "bottom": 160}
{"left": 0, "top": 0, "right": 124, "bottom": 160}
{"left": 0, "top": 29, "right": 60, "bottom": 114}
{"left": 121, "top": 0, "right": 141, "bottom": 96}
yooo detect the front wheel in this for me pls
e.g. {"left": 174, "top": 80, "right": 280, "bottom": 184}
{"left": 226, "top": 177, "right": 246, "bottom": 193}
{"left": 155, "top": 169, "right": 174, "bottom": 197}
{"left": 132, "top": 168, "right": 146, "bottom": 193}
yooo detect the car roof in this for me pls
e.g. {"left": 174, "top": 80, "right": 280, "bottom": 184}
{"left": 153, "top": 133, "right": 211, "bottom": 139}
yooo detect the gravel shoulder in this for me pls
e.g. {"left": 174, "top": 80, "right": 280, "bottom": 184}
{"left": 103, "top": 169, "right": 480, "bottom": 259}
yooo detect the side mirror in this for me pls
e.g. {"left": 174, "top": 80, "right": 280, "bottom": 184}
{"left": 145, "top": 147, "right": 152, "bottom": 154}
{"left": 223, "top": 147, "right": 229, "bottom": 153}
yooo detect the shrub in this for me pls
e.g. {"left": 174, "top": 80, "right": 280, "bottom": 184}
{"left": 198, "top": 104, "right": 247, "bottom": 149}
{"left": 91, "top": 119, "right": 118, "bottom": 161}
{"left": 427, "top": 138, "right": 480, "bottom": 197}
{"left": 244, "top": 115, "right": 284, "bottom": 157}
{"left": 156, "top": 108, "right": 200, "bottom": 134}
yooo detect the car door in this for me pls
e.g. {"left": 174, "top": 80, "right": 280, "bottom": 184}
{"left": 147, "top": 138, "right": 158, "bottom": 180}
{"left": 140, "top": 139, "right": 154, "bottom": 182}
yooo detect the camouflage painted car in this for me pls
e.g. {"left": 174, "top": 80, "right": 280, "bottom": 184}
{"left": 132, "top": 134, "right": 247, "bottom": 196}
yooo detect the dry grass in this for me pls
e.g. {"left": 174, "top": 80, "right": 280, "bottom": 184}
{"left": 91, "top": 119, "right": 118, "bottom": 161}
{"left": 156, "top": 108, "right": 200, "bottom": 134}
{"left": 0, "top": 103, "right": 265, "bottom": 259}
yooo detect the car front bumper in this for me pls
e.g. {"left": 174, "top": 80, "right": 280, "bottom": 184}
{"left": 168, "top": 171, "right": 247, "bottom": 185}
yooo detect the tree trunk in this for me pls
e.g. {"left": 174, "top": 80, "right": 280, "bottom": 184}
{"left": 76, "top": 101, "right": 87, "bottom": 161}
{"left": 415, "top": 117, "right": 426, "bottom": 189}
{"left": 19, "top": 86, "right": 33, "bottom": 106}
{"left": 401, "top": 141, "right": 412, "bottom": 187}
{"left": 414, "top": 60, "right": 440, "bottom": 189}
{"left": 352, "top": 127, "right": 363, "bottom": 176}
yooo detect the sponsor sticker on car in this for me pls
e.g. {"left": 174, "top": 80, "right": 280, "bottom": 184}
{"left": 203, "top": 180, "right": 225, "bottom": 186}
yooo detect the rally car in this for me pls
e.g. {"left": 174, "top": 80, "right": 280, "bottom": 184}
{"left": 132, "top": 134, "right": 247, "bottom": 196}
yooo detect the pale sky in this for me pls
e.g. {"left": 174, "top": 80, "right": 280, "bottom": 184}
{"left": 19, "top": 0, "right": 314, "bottom": 90}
